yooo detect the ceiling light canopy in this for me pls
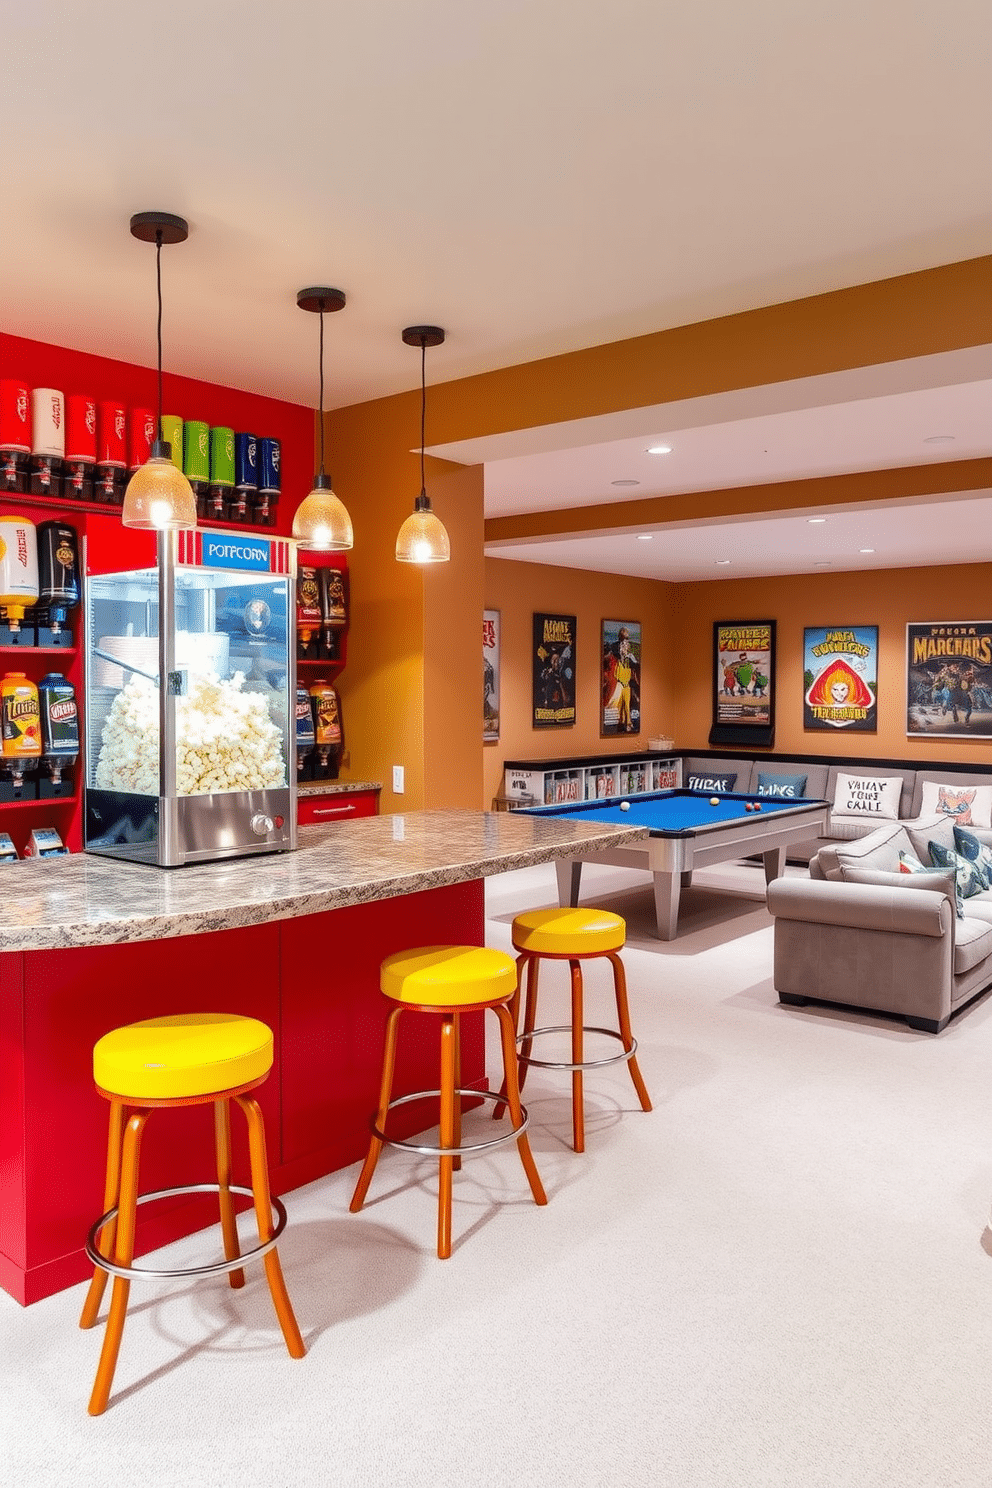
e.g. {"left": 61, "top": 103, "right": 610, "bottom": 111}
{"left": 396, "top": 326, "right": 449, "bottom": 564}
{"left": 121, "top": 212, "right": 197, "bottom": 531}
{"left": 292, "top": 287, "right": 353, "bottom": 551}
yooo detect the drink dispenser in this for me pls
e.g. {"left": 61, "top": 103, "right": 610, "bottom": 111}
{"left": 0, "top": 513, "right": 39, "bottom": 641}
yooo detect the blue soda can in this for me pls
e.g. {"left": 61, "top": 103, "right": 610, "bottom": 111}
{"left": 234, "top": 431, "right": 258, "bottom": 488}
{"left": 258, "top": 437, "right": 281, "bottom": 492}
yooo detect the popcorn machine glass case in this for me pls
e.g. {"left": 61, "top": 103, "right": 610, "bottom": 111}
{"left": 84, "top": 525, "right": 297, "bottom": 865}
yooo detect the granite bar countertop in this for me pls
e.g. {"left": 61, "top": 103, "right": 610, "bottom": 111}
{"left": 297, "top": 779, "right": 382, "bottom": 796}
{"left": 0, "top": 810, "right": 647, "bottom": 953}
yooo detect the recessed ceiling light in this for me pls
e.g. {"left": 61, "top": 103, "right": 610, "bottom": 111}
{"left": 813, "top": 561, "right": 832, "bottom": 567}
{"left": 611, "top": 479, "right": 640, "bottom": 487}
{"left": 807, "top": 517, "right": 827, "bottom": 524}
{"left": 646, "top": 444, "right": 672, "bottom": 455}
{"left": 859, "top": 547, "right": 875, "bottom": 554}
{"left": 636, "top": 534, "right": 653, "bottom": 541}
{"left": 715, "top": 559, "right": 731, "bottom": 565}
{"left": 923, "top": 434, "right": 955, "bottom": 445}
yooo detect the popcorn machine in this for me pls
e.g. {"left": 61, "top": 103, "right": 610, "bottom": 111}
{"left": 84, "top": 524, "right": 296, "bottom": 865}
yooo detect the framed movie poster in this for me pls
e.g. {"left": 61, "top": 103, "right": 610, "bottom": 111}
{"left": 803, "top": 626, "right": 878, "bottom": 732}
{"left": 483, "top": 609, "right": 500, "bottom": 742}
{"left": 601, "top": 619, "right": 641, "bottom": 736}
{"left": 906, "top": 622, "right": 992, "bottom": 738}
{"left": 532, "top": 612, "right": 576, "bottom": 727}
{"left": 709, "top": 620, "right": 775, "bottom": 747}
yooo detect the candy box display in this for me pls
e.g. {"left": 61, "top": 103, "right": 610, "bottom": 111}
{"left": 84, "top": 525, "right": 297, "bottom": 866}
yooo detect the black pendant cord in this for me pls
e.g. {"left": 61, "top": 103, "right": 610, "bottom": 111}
{"left": 420, "top": 339, "right": 427, "bottom": 499}
{"left": 318, "top": 304, "right": 326, "bottom": 477}
{"left": 155, "top": 230, "right": 164, "bottom": 442}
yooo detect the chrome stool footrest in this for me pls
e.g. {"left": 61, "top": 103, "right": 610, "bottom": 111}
{"left": 517, "top": 1024, "right": 637, "bottom": 1073}
{"left": 372, "top": 1087, "right": 530, "bottom": 1156}
{"left": 85, "top": 1183, "right": 289, "bottom": 1282}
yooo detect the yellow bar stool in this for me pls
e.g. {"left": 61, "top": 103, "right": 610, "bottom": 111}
{"left": 350, "top": 945, "right": 548, "bottom": 1258}
{"left": 79, "top": 1013, "right": 305, "bottom": 1416}
{"left": 494, "top": 907, "right": 652, "bottom": 1152}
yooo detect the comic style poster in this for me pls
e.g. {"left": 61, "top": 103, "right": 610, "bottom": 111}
{"left": 906, "top": 622, "right": 992, "bottom": 738}
{"left": 710, "top": 620, "right": 775, "bottom": 747}
{"left": 601, "top": 619, "right": 641, "bottom": 736}
{"left": 532, "top": 612, "right": 576, "bottom": 727}
{"left": 803, "top": 626, "right": 878, "bottom": 732}
{"left": 483, "top": 610, "right": 500, "bottom": 742}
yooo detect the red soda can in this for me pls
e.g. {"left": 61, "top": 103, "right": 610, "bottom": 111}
{"left": 129, "top": 408, "right": 156, "bottom": 470}
{"left": 97, "top": 401, "right": 127, "bottom": 467}
{"left": 65, "top": 396, "right": 97, "bottom": 462}
{"left": 0, "top": 379, "right": 31, "bottom": 452}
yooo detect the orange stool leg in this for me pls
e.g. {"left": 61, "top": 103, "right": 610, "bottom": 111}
{"left": 493, "top": 953, "right": 539, "bottom": 1120}
{"left": 452, "top": 1009, "right": 463, "bottom": 1173}
{"left": 80, "top": 1098, "right": 127, "bottom": 1330}
{"left": 570, "top": 960, "right": 585, "bottom": 1153}
{"left": 235, "top": 1094, "right": 305, "bottom": 1359}
{"left": 88, "top": 1109, "right": 148, "bottom": 1416}
{"left": 350, "top": 1004, "right": 404, "bottom": 1211}
{"left": 607, "top": 950, "right": 653, "bottom": 1112}
{"left": 493, "top": 1002, "right": 547, "bottom": 1207}
{"left": 437, "top": 1012, "right": 458, "bottom": 1258}
{"left": 214, "top": 1097, "right": 246, "bottom": 1289}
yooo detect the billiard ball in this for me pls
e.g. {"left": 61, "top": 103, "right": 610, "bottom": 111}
{"left": 620, "top": 800, "right": 630, "bottom": 810}
{"left": 709, "top": 796, "right": 720, "bottom": 806}
{"left": 744, "top": 802, "right": 754, "bottom": 812}
{"left": 754, "top": 803, "right": 762, "bottom": 811}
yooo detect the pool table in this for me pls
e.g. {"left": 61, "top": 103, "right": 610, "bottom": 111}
{"left": 522, "top": 789, "right": 830, "bottom": 940}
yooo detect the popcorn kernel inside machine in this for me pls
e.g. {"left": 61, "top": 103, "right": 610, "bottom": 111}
{"left": 84, "top": 527, "right": 296, "bottom": 865}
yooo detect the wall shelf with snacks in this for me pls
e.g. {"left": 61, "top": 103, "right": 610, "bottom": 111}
{"left": 500, "top": 751, "right": 683, "bottom": 809}
{"left": 294, "top": 552, "right": 351, "bottom": 795}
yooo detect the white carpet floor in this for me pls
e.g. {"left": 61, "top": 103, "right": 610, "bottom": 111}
{"left": 5, "top": 859, "right": 992, "bottom": 1488}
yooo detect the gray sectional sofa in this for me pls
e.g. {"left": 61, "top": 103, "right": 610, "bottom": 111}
{"left": 767, "top": 813, "right": 992, "bottom": 1033}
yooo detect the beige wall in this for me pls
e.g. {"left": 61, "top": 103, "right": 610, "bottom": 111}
{"left": 484, "top": 558, "right": 677, "bottom": 807}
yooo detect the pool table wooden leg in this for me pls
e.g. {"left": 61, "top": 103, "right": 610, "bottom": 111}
{"left": 556, "top": 857, "right": 583, "bottom": 908}
{"left": 652, "top": 871, "right": 680, "bottom": 941}
{"left": 762, "top": 846, "right": 786, "bottom": 884}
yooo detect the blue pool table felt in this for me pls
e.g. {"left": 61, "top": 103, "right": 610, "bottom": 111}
{"left": 524, "top": 788, "right": 825, "bottom": 836}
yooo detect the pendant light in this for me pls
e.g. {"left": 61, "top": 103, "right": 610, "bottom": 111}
{"left": 121, "top": 212, "right": 198, "bottom": 530}
{"left": 292, "top": 287, "right": 353, "bottom": 550}
{"left": 396, "top": 325, "right": 449, "bottom": 564}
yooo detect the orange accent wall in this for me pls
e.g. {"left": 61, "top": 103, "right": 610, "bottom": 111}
{"left": 672, "top": 563, "right": 992, "bottom": 763}
{"left": 484, "top": 558, "right": 677, "bottom": 808}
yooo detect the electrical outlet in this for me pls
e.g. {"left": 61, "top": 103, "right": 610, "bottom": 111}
{"left": 392, "top": 765, "right": 404, "bottom": 793}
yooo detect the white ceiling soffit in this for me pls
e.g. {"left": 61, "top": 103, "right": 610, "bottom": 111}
{"left": 1, "top": 3, "right": 991, "bottom": 408}
{"left": 485, "top": 491, "right": 992, "bottom": 583}
{"left": 430, "top": 347, "right": 992, "bottom": 516}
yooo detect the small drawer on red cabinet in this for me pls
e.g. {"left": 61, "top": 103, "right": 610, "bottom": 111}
{"left": 298, "top": 790, "right": 379, "bottom": 825}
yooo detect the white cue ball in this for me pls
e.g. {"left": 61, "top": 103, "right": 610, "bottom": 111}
{"left": 709, "top": 796, "right": 720, "bottom": 805}
{"left": 620, "top": 800, "right": 630, "bottom": 810}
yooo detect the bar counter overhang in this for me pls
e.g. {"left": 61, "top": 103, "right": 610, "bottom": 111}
{"left": 0, "top": 809, "right": 647, "bottom": 1304}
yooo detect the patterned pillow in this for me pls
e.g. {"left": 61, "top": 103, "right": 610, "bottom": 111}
{"left": 928, "top": 840, "right": 985, "bottom": 903}
{"left": 952, "top": 826, "right": 992, "bottom": 891}
{"left": 899, "top": 849, "right": 964, "bottom": 916}
{"left": 756, "top": 772, "right": 808, "bottom": 799}
{"left": 920, "top": 781, "right": 992, "bottom": 830}
{"left": 687, "top": 772, "right": 737, "bottom": 793}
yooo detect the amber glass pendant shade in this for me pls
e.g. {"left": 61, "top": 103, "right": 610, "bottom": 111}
{"left": 395, "top": 496, "right": 450, "bottom": 563}
{"left": 292, "top": 473, "right": 354, "bottom": 550}
{"left": 122, "top": 444, "right": 198, "bottom": 530}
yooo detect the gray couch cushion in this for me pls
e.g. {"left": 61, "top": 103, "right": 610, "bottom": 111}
{"left": 816, "top": 821, "right": 914, "bottom": 881}
{"left": 827, "top": 814, "right": 882, "bottom": 842}
{"left": 839, "top": 864, "right": 959, "bottom": 917}
{"left": 905, "top": 813, "right": 958, "bottom": 862}
{"left": 952, "top": 918, "right": 992, "bottom": 975}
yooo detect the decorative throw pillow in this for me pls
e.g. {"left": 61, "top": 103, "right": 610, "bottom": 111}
{"left": 756, "top": 772, "right": 808, "bottom": 799}
{"left": 832, "top": 772, "right": 902, "bottom": 822}
{"left": 896, "top": 852, "right": 963, "bottom": 916}
{"left": 928, "top": 839, "right": 985, "bottom": 904}
{"left": 687, "top": 772, "right": 737, "bottom": 793}
{"left": 952, "top": 825, "right": 992, "bottom": 891}
{"left": 919, "top": 781, "right": 992, "bottom": 829}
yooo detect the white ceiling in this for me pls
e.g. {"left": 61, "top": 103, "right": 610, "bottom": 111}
{"left": 3, "top": 1, "right": 991, "bottom": 579}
